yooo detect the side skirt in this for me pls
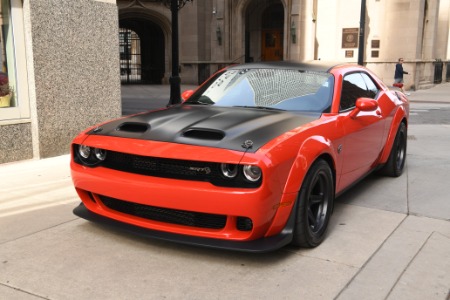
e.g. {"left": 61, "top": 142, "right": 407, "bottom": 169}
{"left": 335, "top": 168, "right": 378, "bottom": 199}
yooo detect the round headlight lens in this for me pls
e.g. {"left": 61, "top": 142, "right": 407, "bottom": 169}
{"left": 94, "top": 148, "right": 107, "bottom": 161}
{"left": 243, "top": 165, "right": 262, "bottom": 182}
{"left": 220, "top": 163, "right": 238, "bottom": 178}
{"left": 78, "top": 145, "right": 91, "bottom": 159}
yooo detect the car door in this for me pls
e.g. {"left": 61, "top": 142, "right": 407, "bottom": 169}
{"left": 336, "top": 72, "right": 385, "bottom": 190}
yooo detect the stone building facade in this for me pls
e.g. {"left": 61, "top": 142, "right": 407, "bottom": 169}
{"left": 0, "top": 0, "right": 121, "bottom": 164}
{"left": 0, "top": 0, "right": 449, "bottom": 164}
{"left": 116, "top": 0, "right": 449, "bottom": 89}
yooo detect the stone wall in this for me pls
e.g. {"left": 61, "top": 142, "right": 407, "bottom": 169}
{"left": 26, "top": 0, "right": 121, "bottom": 158}
{"left": 0, "top": 123, "right": 33, "bottom": 164}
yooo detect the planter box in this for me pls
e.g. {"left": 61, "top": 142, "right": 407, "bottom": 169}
{"left": 0, "top": 94, "right": 11, "bottom": 107}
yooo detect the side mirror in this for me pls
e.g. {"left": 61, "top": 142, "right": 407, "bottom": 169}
{"left": 348, "top": 97, "right": 378, "bottom": 119}
{"left": 181, "top": 90, "right": 195, "bottom": 101}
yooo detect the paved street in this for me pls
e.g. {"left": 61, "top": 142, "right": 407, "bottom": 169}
{"left": 1, "top": 83, "right": 449, "bottom": 299}
{"left": 121, "top": 84, "right": 198, "bottom": 115}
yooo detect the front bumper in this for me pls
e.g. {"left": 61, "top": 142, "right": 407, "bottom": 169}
{"left": 73, "top": 201, "right": 296, "bottom": 253}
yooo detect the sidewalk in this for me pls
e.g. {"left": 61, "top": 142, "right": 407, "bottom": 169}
{"left": 407, "top": 81, "right": 450, "bottom": 103}
{"left": 0, "top": 83, "right": 449, "bottom": 299}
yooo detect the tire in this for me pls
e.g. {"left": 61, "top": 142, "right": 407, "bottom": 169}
{"left": 291, "top": 159, "right": 334, "bottom": 248}
{"left": 379, "top": 122, "right": 407, "bottom": 177}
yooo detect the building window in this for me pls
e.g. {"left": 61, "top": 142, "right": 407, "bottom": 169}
{"left": 0, "top": 0, "right": 15, "bottom": 108}
{"left": 0, "top": 0, "right": 30, "bottom": 121}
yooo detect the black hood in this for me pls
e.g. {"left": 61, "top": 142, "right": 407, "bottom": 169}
{"left": 88, "top": 105, "right": 318, "bottom": 152}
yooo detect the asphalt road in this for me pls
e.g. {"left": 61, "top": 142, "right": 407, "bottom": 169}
{"left": 410, "top": 102, "right": 450, "bottom": 124}
{"left": 121, "top": 84, "right": 197, "bottom": 115}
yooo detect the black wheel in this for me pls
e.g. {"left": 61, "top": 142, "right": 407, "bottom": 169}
{"left": 379, "top": 122, "right": 407, "bottom": 177}
{"left": 292, "top": 159, "right": 334, "bottom": 248}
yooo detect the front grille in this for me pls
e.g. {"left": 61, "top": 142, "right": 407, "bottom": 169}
{"left": 99, "top": 195, "right": 227, "bottom": 229}
{"left": 94, "top": 150, "right": 260, "bottom": 188}
{"left": 103, "top": 151, "right": 218, "bottom": 181}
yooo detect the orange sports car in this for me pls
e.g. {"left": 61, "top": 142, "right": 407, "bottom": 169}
{"left": 71, "top": 61, "right": 409, "bottom": 252}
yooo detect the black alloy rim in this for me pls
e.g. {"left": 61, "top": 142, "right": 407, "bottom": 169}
{"left": 307, "top": 170, "right": 329, "bottom": 234}
{"left": 395, "top": 130, "right": 406, "bottom": 170}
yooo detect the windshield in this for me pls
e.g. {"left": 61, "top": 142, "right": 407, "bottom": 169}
{"left": 185, "top": 68, "right": 334, "bottom": 113}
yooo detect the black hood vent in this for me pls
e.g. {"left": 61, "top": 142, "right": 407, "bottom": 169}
{"left": 116, "top": 122, "right": 149, "bottom": 133}
{"left": 182, "top": 129, "right": 225, "bottom": 140}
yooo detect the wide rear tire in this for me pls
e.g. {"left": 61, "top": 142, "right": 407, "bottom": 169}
{"left": 291, "top": 159, "right": 334, "bottom": 248}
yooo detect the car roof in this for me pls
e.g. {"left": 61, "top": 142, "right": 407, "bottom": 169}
{"left": 228, "top": 60, "right": 358, "bottom": 73}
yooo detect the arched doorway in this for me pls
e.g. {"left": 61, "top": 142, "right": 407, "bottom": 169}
{"left": 119, "top": 18, "right": 165, "bottom": 84}
{"left": 244, "top": 0, "right": 284, "bottom": 62}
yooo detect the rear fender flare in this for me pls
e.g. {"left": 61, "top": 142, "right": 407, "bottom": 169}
{"left": 379, "top": 108, "right": 408, "bottom": 164}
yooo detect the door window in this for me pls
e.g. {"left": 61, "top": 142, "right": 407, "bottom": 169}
{"left": 361, "top": 72, "right": 380, "bottom": 99}
{"left": 340, "top": 72, "right": 371, "bottom": 111}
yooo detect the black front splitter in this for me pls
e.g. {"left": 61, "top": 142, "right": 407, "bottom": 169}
{"left": 73, "top": 202, "right": 295, "bottom": 253}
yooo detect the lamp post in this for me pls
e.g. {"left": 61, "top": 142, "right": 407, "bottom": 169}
{"left": 150, "top": 0, "right": 193, "bottom": 105}
{"left": 168, "top": 0, "right": 181, "bottom": 105}
{"left": 358, "top": 0, "right": 366, "bottom": 66}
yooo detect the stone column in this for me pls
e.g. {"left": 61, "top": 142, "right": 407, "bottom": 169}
{"left": 25, "top": 0, "right": 121, "bottom": 158}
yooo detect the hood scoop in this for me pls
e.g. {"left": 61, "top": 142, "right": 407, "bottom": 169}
{"left": 116, "top": 122, "right": 150, "bottom": 133}
{"left": 182, "top": 129, "right": 225, "bottom": 140}
{"left": 92, "top": 105, "right": 319, "bottom": 152}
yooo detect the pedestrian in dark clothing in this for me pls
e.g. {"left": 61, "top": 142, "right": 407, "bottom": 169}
{"left": 394, "top": 58, "right": 409, "bottom": 94}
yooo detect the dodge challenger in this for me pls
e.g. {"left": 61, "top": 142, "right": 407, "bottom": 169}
{"left": 71, "top": 61, "right": 409, "bottom": 252}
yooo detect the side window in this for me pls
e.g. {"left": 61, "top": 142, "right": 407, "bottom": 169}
{"left": 340, "top": 73, "right": 368, "bottom": 111}
{"left": 361, "top": 73, "right": 379, "bottom": 99}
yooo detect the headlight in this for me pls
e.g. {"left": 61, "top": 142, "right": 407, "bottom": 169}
{"left": 220, "top": 163, "right": 238, "bottom": 178}
{"left": 75, "top": 144, "right": 107, "bottom": 166}
{"left": 94, "top": 148, "right": 107, "bottom": 161}
{"left": 78, "top": 145, "right": 91, "bottom": 159}
{"left": 218, "top": 163, "right": 262, "bottom": 186}
{"left": 243, "top": 165, "right": 262, "bottom": 182}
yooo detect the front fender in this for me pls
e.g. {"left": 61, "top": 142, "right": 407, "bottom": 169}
{"left": 283, "top": 135, "right": 337, "bottom": 195}
{"left": 263, "top": 135, "right": 337, "bottom": 238}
